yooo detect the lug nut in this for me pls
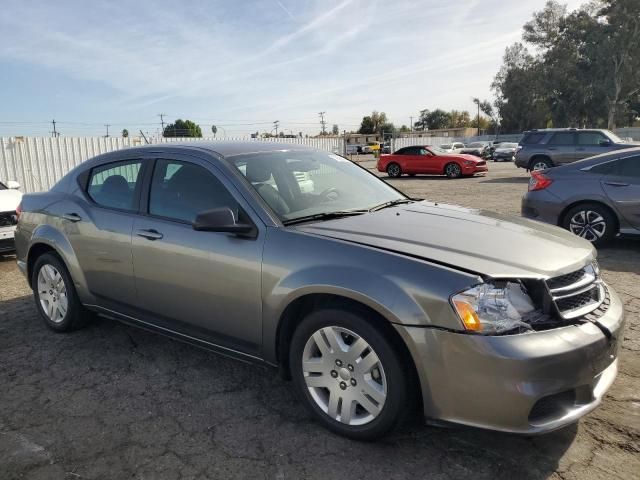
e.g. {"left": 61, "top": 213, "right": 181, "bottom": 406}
{"left": 340, "top": 382, "right": 347, "bottom": 390}
{"left": 330, "top": 370, "right": 338, "bottom": 378}
{"left": 335, "top": 359, "right": 343, "bottom": 367}
{"left": 350, "top": 378, "right": 357, "bottom": 386}
{"left": 347, "top": 364, "right": 354, "bottom": 372}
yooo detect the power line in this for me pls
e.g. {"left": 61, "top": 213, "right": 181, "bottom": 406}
{"left": 158, "top": 114, "right": 166, "bottom": 137}
{"left": 273, "top": 120, "right": 279, "bottom": 135}
{"left": 104, "top": 124, "right": 111, "bottom": 138}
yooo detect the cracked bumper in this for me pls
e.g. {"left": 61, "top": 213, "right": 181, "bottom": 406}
{"left": 395, "top": 286, "right": 625, "bottom": 434}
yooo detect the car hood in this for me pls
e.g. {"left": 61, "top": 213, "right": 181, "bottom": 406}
{"left": 0, "top": 189, "right": 22, "bottom": 213}
{"left": 294, "top": 201, "right": 594, "bottom": 278}
{"left": 495, "top": 148, "right": 516, "bottom": 153}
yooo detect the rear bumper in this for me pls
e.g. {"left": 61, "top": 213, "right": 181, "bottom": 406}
{"left": 521, "top": 190, "right": 565, "bottom": 225}
{"left": 0, "top": 226, "right": 16, "bottom": 252}
{"left": 395, "top": 285, "right": 625, "bottom": 434}
{"left": 514, "top": 154, "right": 529, "bottom": 169}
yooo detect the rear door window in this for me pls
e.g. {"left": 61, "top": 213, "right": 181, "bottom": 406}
{"left": 522, "top": 132, "right": 546, "bottom": 144}
{"left": 87, "top": 160, "right": 142, "bottom": 211}
{"left": 548, "top": 132, "right": 576, "bottom": 145}
{"left": 616, "top": 156, "right": 640, "bottom": 178}
{"left": 578, "top": 132, "right": 608, "bottom": 146}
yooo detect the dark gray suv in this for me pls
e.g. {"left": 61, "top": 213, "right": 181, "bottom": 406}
{"left": 515, "top": 129, "right": 638, "bottom": 171}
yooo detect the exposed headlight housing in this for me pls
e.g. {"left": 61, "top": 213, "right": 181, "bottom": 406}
{"left": 451, "top": 282, "right": 537, "bottom": 334}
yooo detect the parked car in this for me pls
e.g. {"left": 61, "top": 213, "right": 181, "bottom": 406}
{"left": 381, "top": 143, "right": 391, "bottom": 154}
{"left": 378, "top": 145, "right": 488, "bottom": 178}
{"left": 0, "top": 180, "right": 22, "bottom": 253}
{"left": 362, "top": 142, "right": 382, "bottom": 154}
{"left": 439, "top": 142, "right": 465, "bottom": 154}
{"left": 345, "top": 144, "right": 361, "bottom": 155}
{"left": 492, "top": 142, "right": 519, "bottom": 162}
{"left": 460, "top": 141, "right": 492, "bottom": 159}
{"left": 16, "top": 142, "right": 623, "bottom": 440}
{"left": 515, "top": 128, "right": 639, "bottom": 171}
{"left": 522, "top": 147, "right": 640, "bottom": 246}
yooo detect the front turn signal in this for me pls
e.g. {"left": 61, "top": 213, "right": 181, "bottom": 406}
{"left": 453, "top": 300, "right": 481, "bottom": 331}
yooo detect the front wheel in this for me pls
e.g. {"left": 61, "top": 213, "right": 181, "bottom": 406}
{"left": 530, "top": 157, "right": 553, "bottom": 171}
{"left": 289, "top": 309, "right": 409, "bottom": 440}
{"left": 444, "top": 162, "right": 462, "bottom": 178}
{"left": 32, "top": 253, "right": 88, "bottom": 332}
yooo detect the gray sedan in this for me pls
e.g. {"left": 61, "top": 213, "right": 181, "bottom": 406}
{"left": 522, "top": 147, "right": 640, "bottom": 246}
{"left": 15, "top": 142, "right": 624, "bottom": 439}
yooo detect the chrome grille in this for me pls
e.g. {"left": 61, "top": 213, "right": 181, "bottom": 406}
{"left": 546, "top": 262, "right": 604, "bottom": 319}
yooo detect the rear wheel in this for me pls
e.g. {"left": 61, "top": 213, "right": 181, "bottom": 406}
{"left": 32, "top": 253, "right": 88, "bottom": 332}
{"left": 562, "top": 203, "right": 616, "bottom": 246}
{"left": 444, "top": 162, "right": 462, "bottom": 178}
{"left": 289, "top": 309, "right": 409, "bottom": 440}
{"left": 386, "top": 163, "right": 402, "bottom": 178}
{"left": 530, "top": 157, "right": 553, "bottom": 171}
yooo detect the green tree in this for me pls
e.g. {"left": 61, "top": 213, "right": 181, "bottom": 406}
{"left": 359, "top": 111, "right": 391, "bottom": 134}
{"left": 121, "top": 129, "right": 129, "bottom": 138}
{"left": 331, "top": 124, "right": 339, "bottom": 135}
{"left": 358, "top": 116, "right": 375, "bottom": 134}
{"left": 399, "top": 125, "right": 410, "bottom": 133}
{"left": 415, "top": 109, "right": 451, "bottom": 130}
{"left": 163, "top": 119, "right": 203, "bottom": 137}
{"left": 211, "top": 125, "right": 217, "bottom": 137}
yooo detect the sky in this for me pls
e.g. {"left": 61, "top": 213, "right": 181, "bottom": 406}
{"left": 0, "top": 0, "right": 587, "bottom": 137}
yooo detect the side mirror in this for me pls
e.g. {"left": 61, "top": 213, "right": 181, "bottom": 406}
{"left": 599, "top": 139, "right": 612, "bottom": 146}
{"left": 192, "top": 207, "right": 257, "bottom": 238}
{"left": 7, "top": 180, "right": 20, "bottom": 189}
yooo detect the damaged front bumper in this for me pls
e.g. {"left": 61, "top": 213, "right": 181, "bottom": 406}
{"left": 396, "top": 285, "right": 625, "bottom": 434}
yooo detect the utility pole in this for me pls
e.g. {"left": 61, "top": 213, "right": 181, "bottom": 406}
{"left": 409, "top": 116, "right": 413, "bottom": 134}
{"left": 104, "top": 124, "right": 111, "bottom": 138}
{"left": 318, "top": 111, "right": 326, "bottom": 135}
{"left": 51, "top": 119, "right": 59, "bottom": 137}
{"left": 273, "top": 120, "right": 279, "bottom": 136}
{"left": 158, "top": 114, "right": 166, "bottom": 137}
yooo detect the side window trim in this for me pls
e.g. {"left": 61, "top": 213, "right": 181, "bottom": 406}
{"left": 83, "top": 158, "right": 148, "bottom": 214}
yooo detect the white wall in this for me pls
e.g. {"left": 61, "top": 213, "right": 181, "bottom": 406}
{"left": 0, "top": 136, "right": 345, "bottom": 193}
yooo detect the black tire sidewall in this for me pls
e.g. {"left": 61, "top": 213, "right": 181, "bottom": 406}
{"left": 32, "top": 253, "right": 83, "bottom": 332}
{"left": 530, "top": 157, "right": 552, "bottom": 170}
{"left": 289, "top": 308, "right": 408, "bottom": 440}
{"left": 562, "top": 203, "right": 616, "bottom": 246}
{"left": 445, "top": 163, "right": 461, "bottom": 178}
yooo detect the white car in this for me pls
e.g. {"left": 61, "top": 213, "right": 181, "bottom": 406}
{"left": 0, "top": 180, "right": 22, "bottom": 252}
{"left": 440, "top": 142, "right": 465, "bottom": 153}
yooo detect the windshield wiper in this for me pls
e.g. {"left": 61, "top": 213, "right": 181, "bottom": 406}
{"left": 282, "top": 210, "right": 367, "bottom": 226}
{"left": 368, "top": 198, "right": 415, "bottom": 212}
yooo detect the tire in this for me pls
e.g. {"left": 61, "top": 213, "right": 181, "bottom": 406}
{"left": 289, "top": 308, "right": 409, "bottom": 440}
{"left": 444, "top": 162, "right": 462, "bottom": 179}
{"left": 32, "top": 253, "right": 88, "bottom": 332}
{"left": 386, "top": 163, "right": 402, "bottom": 178}
{"left": 562, "top": 203, "right": 617, "bottom": 247}
{"left": 530, "top": 157, "right": 553, "bottom": 171}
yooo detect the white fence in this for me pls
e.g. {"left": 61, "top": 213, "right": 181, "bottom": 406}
{"left": 0, "top": 136, "right": 345, "bottom": 193}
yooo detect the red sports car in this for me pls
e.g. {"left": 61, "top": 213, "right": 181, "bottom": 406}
{"left": 377, "top": 145, "right": 488, "bottom": 178}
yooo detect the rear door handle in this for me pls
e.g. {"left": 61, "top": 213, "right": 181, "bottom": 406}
{"left": 547, "top": 147, "right": 557, "bottom": 151}
{"left": 136, "top": 229, "right": 164, "bottom": 240}
{"left": 62, "top": 213, "right": 82, "bottom": 222}
{"left": 604, "top": 181, "right": 629, "bottom": 187}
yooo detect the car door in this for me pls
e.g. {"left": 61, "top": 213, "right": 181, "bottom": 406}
{"left": 600, "top": 154, "right": 640, "bottom": 230}
{"left": 65, "top": 158, "right": 145, "bottom": 306}
{"left": 418, "top": 148, "right": 441, "bottom": 174}
{"left": 401, "top": 146, "right": 424, "bottom": 173}
{"left": 546, "top": 132, "right": 577, "bottom": 165}
{"left": 576, "top": 131, "right": 611, "bottom": 160}
{"left": 131, "top": 155, "right": 265, "bottom": 356}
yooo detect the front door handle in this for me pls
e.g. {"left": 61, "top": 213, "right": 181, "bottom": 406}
{"left": 604, "top": 181, "right": 629, "bottom": 187}
{"left": 62, "top": 213, "right": 82, "bottom": 222}
{"left": 136, "top": 229, "right": 164, "bottom": 240}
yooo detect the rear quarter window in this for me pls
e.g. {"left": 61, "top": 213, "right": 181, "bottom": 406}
{"left": 521, "top": 132, "right": 546, "bottom": 145}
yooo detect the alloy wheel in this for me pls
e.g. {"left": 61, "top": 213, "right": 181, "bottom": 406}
{"left": 387, "top": 164, "right": 400, "bottom": 177}
{"left": 302, "top": 326, "right": 387, "bottom": 426}
{"left": 37, "top": 264, "right": 68, "bottom": 323}
{"left": 532, "top": 161, "right": 550, "bottom": 171}
{"left": 446, "top": 163, "right": 461, "bottom": 178}
{"left": 569, "top": 210, "right": 606, "bottom": 242}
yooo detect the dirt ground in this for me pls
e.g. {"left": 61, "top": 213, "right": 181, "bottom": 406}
{"left": 1, "top": 159, "right": 638, "bottom": 480}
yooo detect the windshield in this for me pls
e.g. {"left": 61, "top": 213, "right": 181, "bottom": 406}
{"left": 0, "top": 181, "right": 6, "bottom": 190}
{"left": 440, "top": 144, "right": 452, "bottom": 149}
{"left": 229, "top": 150, "right": 405, "bottom": 222}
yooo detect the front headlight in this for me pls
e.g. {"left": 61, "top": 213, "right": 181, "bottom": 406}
{"left": 451, "top": 282, "right": 537, "bottom": 334}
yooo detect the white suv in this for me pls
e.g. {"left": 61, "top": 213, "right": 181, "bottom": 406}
{"left": 0, "top": 180, "right": 22, "bottom": 252}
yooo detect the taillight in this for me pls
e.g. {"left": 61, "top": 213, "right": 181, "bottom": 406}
{"left": 15, "top": 203, "right": 22, "bottom": 220}
{"left": 528, "top": 171, "right": 553, "bottom": 191}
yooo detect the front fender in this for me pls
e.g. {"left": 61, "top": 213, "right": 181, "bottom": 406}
{"left": 28, "top": 223, "right": 91, "bottom": 303}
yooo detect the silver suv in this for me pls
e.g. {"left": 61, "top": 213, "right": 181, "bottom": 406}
{"left": 515, "top": 128, "right": 638, "bottom": 171}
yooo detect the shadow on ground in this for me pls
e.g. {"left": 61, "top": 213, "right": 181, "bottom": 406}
{"left": 0, "top": 294, "right": 577, "bottom": 479}
{"left": 479, "top": 176, "right": 530, "bottom": 184}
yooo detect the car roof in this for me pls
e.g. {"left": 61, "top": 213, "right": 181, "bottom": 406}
{"left": 116, "top": 141, "right": 321, "bottom": 159}
{"left": 525, "top": 128, "right": 606, "bottom": 133}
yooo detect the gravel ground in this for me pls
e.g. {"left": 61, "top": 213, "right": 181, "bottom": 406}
{"left": 1, "top": 159, "right": 638, "bottom": 480}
